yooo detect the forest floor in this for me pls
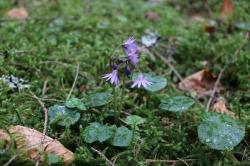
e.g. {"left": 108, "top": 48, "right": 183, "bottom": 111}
{"left": 0, "top": 0, "right": 250, "bottom": 165}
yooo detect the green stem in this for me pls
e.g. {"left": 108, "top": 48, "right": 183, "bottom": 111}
{"left": 115, "top": 75, "right": 126, "bottom": 122}
{"left": 130, "top": 124, "right": 136, "bottom": 147}
{"left": 119, "top": 75, "right": 126, "bottom": 112}
{"left": 113, "top": 86, "right": 118, "bottom": 114}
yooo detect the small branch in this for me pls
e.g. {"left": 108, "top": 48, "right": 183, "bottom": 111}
{"left": 91, "top": 147, "right": 113, "bottom": 166}
{"left": 67, "top": 63, "right": 80, "bottom": 100}
{"left": 3, "top": 139, "right": 54, "bottom": 166}
{"left": 3, "top": 155, "right": 18, "bottom": 166}
{"left": 143, "top": 159, "right": 195, "bottom": 164}
{"left": 205, "top": 67, "right": 225, "bottom": 112}
{"left": 111, "top": 151, "right": 130, "bottom": 166}
{"left": 206, "top": 32, "right": 249, "bottom": 112}
{"left": 35, "top": 160, "right": 40, "bottom": 166}
{"left": 150, "top": 48, "right": 204, "bottom": 108}
{"left": 177, "top": 158, "right": 190, "bottom": 166}
{"left": 42, "top": 79, "right": 48, "bottom": 97}
{"left": 29, "top": 92, "right": 48, "bottom": 143}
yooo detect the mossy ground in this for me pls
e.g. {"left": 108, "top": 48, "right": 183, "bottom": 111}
{"left": 0, "top": 0, "right": 250, "bottom": 165}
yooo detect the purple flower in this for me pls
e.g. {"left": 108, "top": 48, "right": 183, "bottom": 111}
{"left": 127, "top": 52, "right": 139, "bottom": 64}
{"left": 125, "top": 65, "right": 132, "bottom": 76}
{"left": 123, "top": 37, "right": 139, "bottom": 64}
{"left": 131, "top": 74, "right": 151, "bottom": 88}
{"left": 103, "top": 69, "right": 120, "bottom": 86}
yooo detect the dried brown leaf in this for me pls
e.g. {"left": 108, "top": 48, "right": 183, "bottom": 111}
{"left": 212, "top": 99, "right": 235, "bottom": 117}
{"left": 220, "top": 0, "right": 234, "bottom": 19}
{"left": 0, "top": 129, "right": 11, "bottom": 149}
{"left": 190, "top": 15, "right": 206, "bottom": 23}
{"left": 178, "top": 69, "right": 224, "bottom": 97}
{"left": 1, "top": 125, "right": 74, "bottom": 163}
{"left": 205, "top": 20, "right": 217, "bottom": 34}
{"left": 6, "top": 7, "right": 28, "bottom": 20}
{"left": 144, "top": 11, "right": 160, "bottom": 22}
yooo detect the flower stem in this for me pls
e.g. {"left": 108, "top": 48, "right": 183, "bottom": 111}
{"left": 113, "top": 86, "right": 117, "bottom": 112}
{"left": 115, "top": 74, "right": 126, "bottom": 122}
{"left": 130, "top": 124, "right": 136, "bottom": 147}
{"left": 119, "top": 75, "right": 126, "bottom": 111}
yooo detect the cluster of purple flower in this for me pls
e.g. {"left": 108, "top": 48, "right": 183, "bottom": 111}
{"left": 103, "top": 37, "right": 151, "bottom": 88}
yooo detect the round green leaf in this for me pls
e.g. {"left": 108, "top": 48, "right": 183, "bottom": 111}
{"left": 159, "top": 96, "right": 194, "bottom": 112}
{"left": 86, "top": 92, "right": 113, "bottom": 108}
{"left": 83, "top": 122, "right": 114, "bottom": 143}
{"left": 97, "top": 125, "right": 114, "bottom": 143}
{"left": 198, "top": 113, "right": 245, "bottom": 150}
{"left": 133, "top": 73, "right": 167, "bottom": 92}
{"left": 236, "top": 22, "right": 250, "bottom": 31}
{"left": 125, "top": 115, "right": 145, "bottom": 126}
{"left": 66, "top": 97, "right": 86, "bottom": 111}
{"left": 48, "top": 105, "right": 80, "bottom": 127}
{"left": 84, "top": 122, "right": 101, "bottom": 143}
{"left": 112, "top": 126, "right": 132, "bottom": 147}
{"left": 144, "top": 73, "right": 167, "bottom": 92}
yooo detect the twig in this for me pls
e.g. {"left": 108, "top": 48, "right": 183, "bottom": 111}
{"left": 3, "top": 139, "right": 55, "bottom": 166}
{"left": 143, "top": 159, "right": 196, "bottom": 164}
{"left": 42, "top": 79, "right": 48, "bottom": 97}
{"left": 67, "top": 63, "right": 80, "bottom": 100}
{"left": 206, "top": 32, "right": 249, "bottom": 112}
{"left": 29, "top": 92, "right": 48, "bottom": 143}
{"left": 111, "top": 151, "right": 130, "bottom": 166}
{"left": 150, "top": 48, "right": 204, "bottom": 107}
{"left": 3, "top": 155, "right": 18, "bottom": 166}
{"left": 177, "top": 158, "right": 190, "bottom": 166}
{"left": 91, "top": 147, "right": 113, "bottom": 166}
{"left": 29, "top": 97, "right": 64, "bottom": 103}
{"left": 242, "top": 147, "right": 247, "bottom": 161}
{"left": 35, "top": 160, "right": 40, "bottom": 166}
{"left": 205, "top": 67, "right": 225, "bottom": 112}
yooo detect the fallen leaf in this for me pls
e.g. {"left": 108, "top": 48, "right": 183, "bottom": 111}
{"left": 0, "top": 129, "right": 11, "bottom": 148}
{"left": 144, "top": 11, "right": 160, "bottom": 22}
{"left": 6, "top": 7, "right": 28, "bottom": 20}
{"left": 79, "top": 84, "right": 86, "bottom": 92}
{"left": 0, "top": 125, "right": 74, "bottom": 163}
{"left": 190, "top": 14, "right": 206, "bottom": 23}
{"left": 212, "top": 99, "right": 235, "bottom": 117}
{"left": 205, "top": 20, "right": 217, "bottom": 34}
{"left": 141, "top": 30, "right": 159, "bottom": 47}
{"left": 0, "top": 75, "right": 30, "bottom": 91}
{"left": 178, "top": 69, "right": 224, "bottom": 98}
{"left": 220, "top": 0, "right": 234, "bottom": 19}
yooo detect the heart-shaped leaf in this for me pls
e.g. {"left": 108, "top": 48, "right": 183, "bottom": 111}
{"left": 159, "top": 96, "right": 194, "bottom": 112}
{"left": 86, "top": 92, "right": 113, "bottom": 108}
{"left": 83, "top": 122, "right": 114, "bottom": 143}
{"left": 125, "top": 115, "right": 145, "bottom": 126}
{"left": 144, "top": 74, "right": 167, "bottom": 92}
{"left": 48, "top": 105, "right": 80, "bottom": 127}
{"left": 97, "top": 125, "right": 115, "bottom": 142}
{"left": 198, "top": 112, "right": 245, "bottom": 150}
{"left": 235, "top": 22, "right": 250, "bottom": 31}
{"left": 66, "top": 98, "right": 86, "bottom": 111}
{"left": 83, "top": 122, "right": 101, "bottom": 143}
{"left": 133, "top": 73, "right": 167, "bottom": 92}
{"left": 112, "top": 126, "right": 132, "bottom": 147}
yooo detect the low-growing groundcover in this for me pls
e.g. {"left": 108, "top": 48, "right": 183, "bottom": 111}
{"left": 0, "top": 0, "right": 250, "bottom": 165}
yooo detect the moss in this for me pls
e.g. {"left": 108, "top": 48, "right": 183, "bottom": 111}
{"left": 0, "top": 0, "right": 249, "bottom": 165}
